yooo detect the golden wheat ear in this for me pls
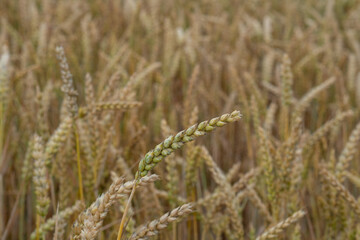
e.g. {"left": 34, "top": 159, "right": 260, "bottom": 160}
{"left": 320, "top": 168, "right": 360, "bottom": 216}
{"left": 32, "top": 135, "right": 50, "bottom": 219}
{"left": 72, "top": 175, "right": 159, "bottom": 240}
{"left": 257, "top": 210, "right": 306, "bottom": 240}
{"left": 55, "top": 46, "right": 78, "bottom": 118}
{"left": 128, "top": 203, "right": 194, "bottom": 240}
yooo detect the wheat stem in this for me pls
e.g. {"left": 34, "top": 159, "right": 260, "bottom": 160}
{"left": 74, "top": 125, "right": 84, "bottom": 202}
{"left": 117, "top": 183, "right": 136, "bottom": 240}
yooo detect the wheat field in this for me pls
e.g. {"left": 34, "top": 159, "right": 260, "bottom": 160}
{"left": 1, "top": 0, "right": 360, "bottom": 239}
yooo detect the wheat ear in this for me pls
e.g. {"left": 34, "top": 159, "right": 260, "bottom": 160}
{"left": 303, "top": 110, "right": 353, "bottom": 152}
{"left": 44, "top": 116, "right": 73, "bottom": 166}
{"left": 257, "top": 127, "right": 276, "bottom": 203}
{"left": 55, "top": 46, "right": 78, "bottom": 117}
{"left": 78, "top": 178, "right": 125, "bottom": 240}
{"left": 320, "top": 168, "right": 360, "bottom": 216}
{"left": 32, "top": 135, "right": 50, "bottom": 218}
{"left": 137, "top": 110, "right": 241, "bottom": 178}
{"left": 118, "top": 110, "right": 241, "bottom": 239}
{"left": 226, "top": 162, "right": 242, "bottom": 183}
{"left": 335, "top": 121, "right": 360, "bottom": 182}
{"left": 79, "top": 101, "right": 142, "bottom": 117}
{"left": 30, "top": 201, "right": 84, "bottom": 240}
{"left": 72, "top": 175, "right": 159, "bottom": 240}
{"left": 256, "top": 210, "right": 306, "bottom": 240}
{"left": 246, "top": 187, "right": 273, "bottom": 223}
{"left": 129, "top": 203, "right": 194, "bottom": 240}
{"left": 201, "top": 146, "right": 227, "bottom": 186}
{"left": 233, "top": 167, "right": 261, "bottom": 192}
{"left": 280, "top": 54, "right": 293, "bottom": 108}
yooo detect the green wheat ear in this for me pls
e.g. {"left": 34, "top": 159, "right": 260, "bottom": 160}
{"left": 136, "top": 110, "right": 241, "bottom": 178}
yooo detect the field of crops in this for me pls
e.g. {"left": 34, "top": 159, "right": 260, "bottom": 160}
{"left": 1, "top": 0, "right": 360, "bottom": 239}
